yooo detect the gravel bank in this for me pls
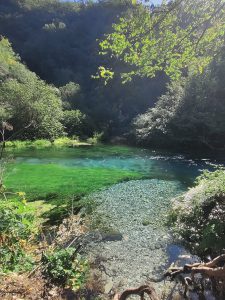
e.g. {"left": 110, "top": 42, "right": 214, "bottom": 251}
{"left": 85, "top": 179, "right": 198, "bottom": 295}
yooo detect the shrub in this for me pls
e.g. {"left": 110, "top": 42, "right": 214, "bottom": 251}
{"left": 0, "top": 199, "right": 36, "bottom": 272}
{"left": 53, "top": 137, "right": 74, "bottom": 147}
{"left": 5, "top": 140, "right": 32, "bottom": 148}
{"left": 87, "top": 132, "right": 103, "bottom": 145}
{"left": 62, "top": 110, "right": 87, "bottom": 137}
{"left": 31, "top": 139, "right": 52, "bottom": 149}
{"left": 42, "top": 248, "right": 89, "bottom": 290}
{"left": 168, "top": 169, "right": 225, "bottom": 256}
{"left": 0, "top": 39, "right": 64, "bottom": 141}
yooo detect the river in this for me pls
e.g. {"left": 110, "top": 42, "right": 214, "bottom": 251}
{"left": 6, "top": 145, "right": 222, "bottom": 297}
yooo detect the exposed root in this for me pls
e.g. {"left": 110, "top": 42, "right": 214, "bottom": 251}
{"left": 113, "top": 285, "right": 160, "bottom": 300}
{"left": 165, "top": 254, "right": 225, "bottom": 298}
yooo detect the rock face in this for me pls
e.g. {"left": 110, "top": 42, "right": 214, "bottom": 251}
{"left": 85, "top": 179, "right": 198, "bottom": 294}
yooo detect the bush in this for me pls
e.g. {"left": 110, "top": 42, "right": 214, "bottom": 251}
{"left": 0, "top": 38, "right": 64, "bottom": 141}
{"left": 5, "top": 140, "right": 32, "bottom": 148}
{"left": 0, "top": 199, "right": 36, "bottom": 272}
{"left": 133, "top": 50, "right": 225, "bottom": 151}
{"left": 31, "top": 139, "right": 52, "bottom": 149}
{"left": 5, "top": 138, "right": 80, "bottom": 149}
{"left": 53, "top": 137, "right": 74, "bottom": 147}
{"left": 42, "top": 248, "right": 89, "bottom": 290}
{"left": 87, "top": 132, "right": 103, "bottom": 145}
{"left": 168, "top": 169, "right": 225, "bottom": 256}
{"left": 62, "top": 110, "right": 87, "bottom": 137}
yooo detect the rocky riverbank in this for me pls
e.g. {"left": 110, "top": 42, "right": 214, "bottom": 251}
{"left": 85, "top": 179, "right": 199, "bottom": 296}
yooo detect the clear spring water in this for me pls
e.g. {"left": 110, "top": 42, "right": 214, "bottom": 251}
{"left": 10, "top": 145, "right": 218, "bottom": 187}
{"left": 9, "top": 145, "right": 223, "bottom": 295}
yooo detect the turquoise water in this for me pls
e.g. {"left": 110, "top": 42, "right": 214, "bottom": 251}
{"left": 10, "top": 145, "right": 219, "bottom": 188}
{"left": 9, "top": 145, "right": 222, "bottom": 294}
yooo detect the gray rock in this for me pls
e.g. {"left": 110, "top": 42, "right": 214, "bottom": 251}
{"left": 104, "top": 280, "right": 114, "bottom": 294}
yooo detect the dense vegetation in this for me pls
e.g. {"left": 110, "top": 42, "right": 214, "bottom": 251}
{"left": 1, "top": 0, "right": 225, "bottom": 298}
{"left": 0, "top": 0, "right": 166, "bottom": 140}
{"left": 169, "top": 169, "right": 225, "bottom": 257}
{"left": 98, "top": 0, "right": 225, "bottom": 150}
{"left": 134, "top": 52, "right": 225, "bottom": 150}
{"left": 1, "top": 0, "right": 225, "bottom": 149}
{"left": 0, "top": 38, "right": 64, "bottom": 140}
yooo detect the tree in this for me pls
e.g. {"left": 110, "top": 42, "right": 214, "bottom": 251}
{"left": 98, "top": 0, "right": 225, "bottom": 82}
{"left": 0, "top": 38, "right": 64, "bottom": 140}
{"left": 62, "top": 110, "right": 87, "bottom": 137}
{"left": 133, "top": 48, "right": 225, "bottom": 150}
{"left": 59, "top": 82, "right": 81, "bottom": 109}
{"left": 0, "top": 0, "right": 168, "bottom": 139}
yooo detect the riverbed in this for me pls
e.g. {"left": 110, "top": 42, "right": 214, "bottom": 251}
{"left": 6, "top": 145, "right": 221, "bottom": 295}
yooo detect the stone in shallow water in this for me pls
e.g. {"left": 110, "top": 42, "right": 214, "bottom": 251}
{"left": 101, "top": 232, "right": 123, "bottom": 242}
{"left": 85, "top": 179, "right": 194, "bottom": 293}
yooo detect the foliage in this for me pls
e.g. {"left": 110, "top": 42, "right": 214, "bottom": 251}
{"left": 168, "top": 169, "right": 225, "bottom": 256}
{"left": 31, "top": 139, "right": 52, "bottom": 149}
{"left": 133, "top": 81, "right": 185, "bottom": 148}
{"left": 59, "top": 82, "right": 81, "bottom": 110}
{"left": 196, "top": 169, "right": 225, "bottom": 195}
{"left": 0, "top": 199, "right": 36, "bottom": 272}
{"left": 87, "top": 132, "right": 103, "bottom": 145}
{"left": 4, "top": 138, "right": 91, "bottom": 149}
{"left": 42, "top": 248, "right": 89, "bottom": 290}
{"left": 133, "top": 49, "right": 225, "bottom": 150}
{"left": 53, "top": 137, "right": 77, "bottom": 147}
{"left": 0, "top": 38, "right": 64, "bottom": 140}
{"left": 99, "top": 0, "right": 225, "bottom": 82}
{"left": 0, "top": 0, "right": 166, "bottom": 139}
{"left": 62, "top": 110, "right": 87, "bottom": 138}
{"left": 5, "top": 140, "right": 32, "bottom": 149}
{"left": 93, "top": 66, "right": 114, "bottom": 85}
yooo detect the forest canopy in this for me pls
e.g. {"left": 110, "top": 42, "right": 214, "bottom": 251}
{"left": 0, "top": 0, "right": 225, "bottom": 150}
{"left": 0, "top": 0, "right": 166, "bottom": 140}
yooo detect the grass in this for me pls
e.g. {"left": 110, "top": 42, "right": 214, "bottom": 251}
{"left": 5, "top": 138, "right": 92, "bottom": 149}
{"left": 5, "top": 163, "right": 142, "bottom": 200}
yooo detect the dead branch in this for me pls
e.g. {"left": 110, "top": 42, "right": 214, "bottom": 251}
{"left": 165, "top": 254, "right": 225, "bottom": 280}
{"left": 165, "top": 255, "right": 225, "bottom": 298}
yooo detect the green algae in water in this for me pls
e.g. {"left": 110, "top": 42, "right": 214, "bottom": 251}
{"left": 5, "top": 144, "right": 213, "bottom": 203}
{"left": 5, "top": 163, "right": 142, "bottom": 200}
{"left": 3, "top": 145, "right": 217, "bottom": 227}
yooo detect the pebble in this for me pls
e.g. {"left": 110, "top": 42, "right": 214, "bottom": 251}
{"left": 85, "top": 179, "right": 198, "bottom": 294}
